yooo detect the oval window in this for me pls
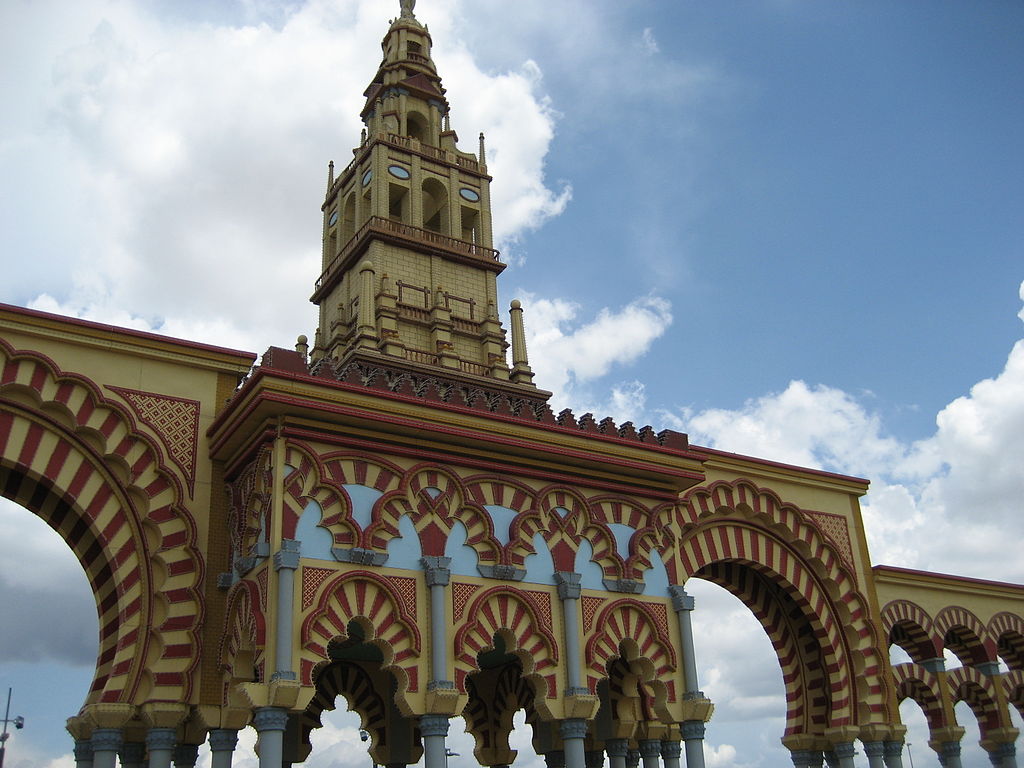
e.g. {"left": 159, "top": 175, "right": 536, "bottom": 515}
{"left": 361, "top": 169, "right": 373, "bottom": 186}
{"left": 388, "top": 165, "right": 411, "bottom": 179}
{"left": 328, "top": 209, "right": 339, "bottom": 226}
{"left": 459, "top": 187, "right": 480, "bottom": 202}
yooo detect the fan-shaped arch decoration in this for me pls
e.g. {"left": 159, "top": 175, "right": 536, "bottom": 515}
{"left": 990, "top": 612, "right": 1024, "bottom": 671}
{"left": 1002, "top": 670, "right": 1024, "bottom": 716}
{"left": 584, "top": 599, "right": 677, "bottom": 698}
{"left": 299, "top": 570, "right": 421, "bottom": 687}
{"left": 453, "top": 587, "right": 559, "bottom": 697}
{"left": 947, "top": 666, "right": 1003, "bottom": 734}
{"left": 463, "top": 660, "right": 539, "bottom": 766}
{"left": 678, "top": 478, "right": 892, "bottom": 731}
{"left": 228, "top": 447, "right": 272, "bottom": 558}
{"left": 891, "top": 662, "right": 947, "bottom": 731}
{"left": 880, "top": 599, "right": 941, "bottom": 663}
{"left": 218, "top": 579, "right": 266, "bottom": 689}
{"left": 0, "top": 340, "right": 203, "bottom": 705}
{"left": 934, "top": 606, "right": 996, "bottom": 665}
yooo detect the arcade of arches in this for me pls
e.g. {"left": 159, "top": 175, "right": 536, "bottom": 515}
{"left": 1, "top": 3, "right": 1021, "bottom": 768}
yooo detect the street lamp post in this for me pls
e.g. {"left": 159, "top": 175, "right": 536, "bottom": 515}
{"left": 0, "top": 688, "right": 26, "bottom": 768}
{"left": 906, "top": 742, "right": 915, "bottom": 768}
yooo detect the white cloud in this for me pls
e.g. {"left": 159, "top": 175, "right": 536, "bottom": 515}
{"left": 521, "top": 294, "right": 673, "bottom": 412}
{"left": 5, "top": 0, "right": 569, "bottom": 353}
{"left": 641, "top": 28, "right": 660, "bottom": 56}
{"left": 672, "top": 280, "right": 1024, "bottom": 583}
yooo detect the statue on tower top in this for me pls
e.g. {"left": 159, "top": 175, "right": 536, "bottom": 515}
{"left": 400, "top": 0, "right": 416, "bottom": 19}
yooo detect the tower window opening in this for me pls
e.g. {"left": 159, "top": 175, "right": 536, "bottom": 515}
{"left": 389, "top": 183, "right": 409, "bottom": 223}
{"left": 406, "top": 111, "right": 428, "bottom": 144}
{"left": 422, "top": 178, "right": 449, "bottom": 235}
{"left": 461, "top": 205, "right": 479, "bottom": 244}
{"left": 342, "top": 194, "right": 356, "bottom": 244}
{"left": 407, "top": 41, "right": 422, "bottom": 55}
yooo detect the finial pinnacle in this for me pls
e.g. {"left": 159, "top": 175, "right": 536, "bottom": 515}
{"left": 399, "top": 0, "right": 416, "bottom": 20}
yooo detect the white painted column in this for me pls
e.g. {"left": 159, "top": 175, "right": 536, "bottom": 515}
{"left": 882, "top": 741, "right": 905, "bottom": 768}
{"left": 661, "top": 741, "right": 682, "bottom": 768}
{"left": 146, "top": 728, "right": 177, "bottom": 768}
{"left": 253, "top": 708, "right": 288, "bottom": 768}
{"left": 940, "top": 741, "right": 964, "bottom": 768}
{"left": 422, "top": 557, "right": 453, "bottom": 768}
{"left": 273, "top": 539, "right": 301, "bottom": 681}
{"left": 420, "top": 715, "right": 449, "bottom": 768}
{"left": 606, "top": 739, "right": 628, "bottom": 768}
{"left": 638, "top": 739, "right": 662, "bottom": 768}
{"left": 209, "top": 729, "right": 239, "bottom": 768}
{"left": 73, "top": 739, "right": 93, "bottom": 768}
{"left": 669, "top": 587, "right": 707, "bottom": 768}
{"left": 90, "top": 729, "right": 122, "bottom": 768}
{"left": 561, "top": 720, "right": 588, "bottom": 768}
{"left": 864, "top": 741, "right": 886, "bottom": 768}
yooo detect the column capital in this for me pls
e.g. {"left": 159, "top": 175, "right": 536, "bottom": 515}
{"left": 273, "top": 539, "right": 301, "bottom": 570}
{"left": 173, "top": 743, "right": 200, "bottom": 767}
{"left": 626, "top": 749, "right": 641, "bottom": 768}
{"left": 668, "top": 585, "right": 695, "bottom": 612}
{"left": 91, "top": 728, "right": 124, "bottom": 753}
{"left": 940, "top": 741, "right": 962, "bottom": 759}
{"left": 560, "top": 718, "right": 588, "bottom": 741}
{"left": 660, "top": 740, "right": 682, "bottom": 760}
{"left": 920, "top": 657, "right": 946, "bottom": 674}
{"left": 638, "top": 739, "right": 662, "bottom": 758}
{"left": 421, "top": 556, "right": 452, "bottom": 586}
{"left": 554, "top": 571, "right": 582, "bottom": 600}
{"left": 883, "top": 741, "right": 905, "bottom": 757}
{"left": 209, "top": 729, "right": 239, "bottom": 752}
{"left": 73, "top": 739, "right": 94, "bottom": 762}
{"left": 146, "top": 727, "right": 178, "bottom": 751}
{"left": 863, "top": 742, "right": 885, "bottom": 758}
{"left": 420, "top": 714, "right": 450, "bottom": 737}
{"left": 832, "top": 742, "right": 855, "bottom": 759}
{"left": 252, "top": 707, "right": 289, "bottom": 732}
{"left": 606, "top": 739, "right": 629, "bottom": 758}
{"left": 680, "top": 720, "right": 705, "bottom": 740}
{"left": 975, "top": 661, "right": 1001, "bottom": 676}
{"left": 790, "top": 750, "right": 815, "bottom": 768}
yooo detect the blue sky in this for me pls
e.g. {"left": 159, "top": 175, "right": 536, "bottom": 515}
{"left": 1, "top": 1, "right": 1022, "bottom": 766}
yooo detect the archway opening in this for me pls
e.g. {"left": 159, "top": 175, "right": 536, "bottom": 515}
{"left": 0, "top": 493, "right": 98, "bottom": 764}
{"left": 686, "top": 576, "right": 787, "bottom": 764}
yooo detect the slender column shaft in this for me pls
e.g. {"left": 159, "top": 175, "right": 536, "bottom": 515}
{"left": 561, "top": 720, "right": 588, "bottom": 768}
{"left": 147, "top": 728, "right": 177, "bottom": 768}
{"left": 74, "top": 739, "right": 94, "bottom": 768}
{"left": 661, "top": 740, "right": 682, "bottom": 768}
{"left": 421, "top": 715, "right": 449, "bottom": 768}
{"left": 273, "top": 539, "right": 301, "bottom": 680}
{"left": 940, "top": 741, "right": 963, "bottom": 768}
{"left": 864, "top": 742, "right": 886, "bottom": 768}
{"left": 209, "top": 729, "right": 239, "bottom": 768}
{"left": 832, "top": 743, "right": 855, "bottom": 768}
{"left": 90, "top": 729, "right": 123, "bottom": 768}
{"left": 638, "top": 739, "right": 661, "bottom": 768}
{"left": 607, "top": 739, "right": 628, "bottom": 768}
{"left": 253, "top": 708, "right": 288, "bottom": 768}
{"left": 882, "top": 742, "right": 905, "bottom": 768}
{"left": 681, "top": 720, "right": 705, "bottom": 768}
{"left": 173, "top": 744, "right": 199, "bottom": 768}
{"left": 120, "top": 742, "right": 146, "bottom": 768}
{"left": 790, "top": 751, "right": 814, "bottom": 768}
{"left": 422, "top": 556, "right": 452, "bottom": 684}
{"left": 555, "top": 573, "right": 584, "bottom": 694}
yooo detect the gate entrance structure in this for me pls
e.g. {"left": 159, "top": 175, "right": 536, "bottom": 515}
{"left": 1, "top": 4, "right": 1022, "bottom": 767}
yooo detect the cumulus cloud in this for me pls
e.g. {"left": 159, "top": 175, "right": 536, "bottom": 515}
{"left": 4, "top": 0, "right": 570, "bottom": 353}
{"left": 671, "top": 280, "right": 1024, "bottom": 583}
{"left": 520, "top": 294, "right": 673, "bottom": 412}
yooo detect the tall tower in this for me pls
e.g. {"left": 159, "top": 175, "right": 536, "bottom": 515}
{"left": 310, "top": 1, "right": 542, "bottom": 399}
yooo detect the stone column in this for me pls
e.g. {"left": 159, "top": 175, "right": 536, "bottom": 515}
{"left": 173, "top": 744, "right": 199, "bottom": 767}
{"left": 831, "top": 742, "right": 855, "bottom": 768}
{"left": 863, "top": 742, "right": 886, "bottom": 768}
{"left": 627, "top": 749, "right": 641, "bottom": 768}
{"left": 120, "top": 742, "right": 146, "bottom": 768}
{"left": 661, "top": 740, "right": 682, "bottom": 768}
{"left": 680, "top": 721, "right": 706, "bottom": 768}
{"left": 989, "top": 743, "right": 1018, "bottom": 768}
{"left": 273, "top": 539, "right": 301, "bottom": 681}
{"left": 147, "top": 729, "right": 177, "bottom": 768}
{"left": 939, "top": 741, "right": 963, "bottom": 768}
{"left": 253, "top": 708, "right": 289, "bottom": 768}
{"left": 561, "top": 719, "right": 588, "bottom": 768}
{"left": 209, "top": 729, "right": 240, "bottom": 768}
{"left": 554, "top": 572, "right": 585, "bottom": 696}
{"left": 882, "top": 741, "right": 905, "bottom": 768}
{"left": 90, "top": 729, "right": 123, "bottom": 768}
{"left": 669, "top": 587, "right": 706, "bottom": 768}
{"left": 607, "top": 739, "right": 629, "bottom": 768}
{"left": 422, "top": 556, "right": 453, "bottom": 685}
{"left": 790, "top": 751, "right": 815, "bottom": 768}
{"left": 73, "top": 739, "right": 94, "bottom": 768}
{"left": 421, "top": 714, "right": 449, "bottom": 768}
{"left": 638, "top": 739, "right": 662, "bottom": 768}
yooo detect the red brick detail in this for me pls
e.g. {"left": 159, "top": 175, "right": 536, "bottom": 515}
{"left": 452, "top": 581, "right": 481, "bottom": 622}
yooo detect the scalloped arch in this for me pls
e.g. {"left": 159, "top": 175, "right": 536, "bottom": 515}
{"left": 934, "top": 605, "right": 996, "bottom": 665}
{"left": 0, "top": 340, "right": 203, "bottom": 705}
{"left": 881, "top": 599, "right": 942, "bottom": 662}
{"left": 584, "top": 599, "right": 677, "bottom": 696}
